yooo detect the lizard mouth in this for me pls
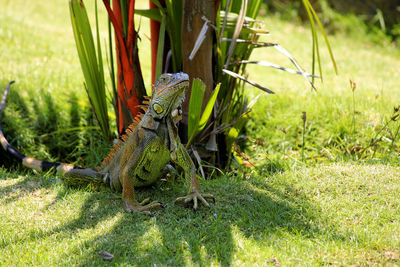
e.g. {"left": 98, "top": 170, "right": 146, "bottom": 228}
{"left": 170, "top": 81, "right": 187, "bottom": 120}
{"left": 171, "top": 97, "right": 184, "bottom": 120}
{"left": 171, "top": 106, "right": 183, "bottom": 119}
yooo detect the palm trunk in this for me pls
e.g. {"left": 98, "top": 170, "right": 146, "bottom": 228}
{"left": 181, "top": 0, "right": 217, "bottom": 127}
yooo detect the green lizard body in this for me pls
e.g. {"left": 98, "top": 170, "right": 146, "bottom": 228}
{"left": 0, "top": 73, "right": 213, "bottom": 214}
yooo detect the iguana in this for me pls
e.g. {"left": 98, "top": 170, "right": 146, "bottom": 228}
{"left": 0, "top": 73, "right": 214, "bottom": 214}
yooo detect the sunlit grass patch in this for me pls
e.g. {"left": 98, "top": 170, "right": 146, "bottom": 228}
{"left": 1, "top": 0, "right": 400, "bottom": 265}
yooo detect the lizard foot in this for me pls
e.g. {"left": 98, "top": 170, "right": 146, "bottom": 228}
{"left": 124, "top": 198, "right": 163, "bottom": 215}
{"left": 175, "top": 191, "right": 215, "bottom": 210}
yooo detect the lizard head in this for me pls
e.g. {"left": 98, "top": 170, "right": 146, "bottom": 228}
{"left": 150, "top": 72, "right": 189, "bottom": 120}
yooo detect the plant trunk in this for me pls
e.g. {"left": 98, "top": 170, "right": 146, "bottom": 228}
{"left": 181, "top": 0, "right": 216, "bottom": 129}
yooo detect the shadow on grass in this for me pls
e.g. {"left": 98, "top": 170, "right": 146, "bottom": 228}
{"left": 0, "top": 82, "right": 106, "bottom": 169}
{"left": 0, "top": 168, "right": 60, "bottom": 204}
{"left": 1, "top": 166, "right": 348, "bottom": 266}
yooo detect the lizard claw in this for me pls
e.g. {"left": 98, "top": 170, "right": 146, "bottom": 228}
{"left": 140, "top": 210, "right": 152, "bottom": 216}
{"left": 139, "top": 197, "right": 151, "bottom": 205}
{"left": 124, "top": 200, "right": 163, "bottom": 214}
{"left": 175, "top": 191, "right": 214, "bottom": 210}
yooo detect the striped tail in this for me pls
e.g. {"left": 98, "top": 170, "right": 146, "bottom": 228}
{"left": 0, "top": 81, "right": 106, "bottom": 186}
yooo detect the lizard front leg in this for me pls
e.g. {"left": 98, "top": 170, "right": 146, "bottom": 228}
{"left": 121, "top": 167, "right": 162, "bottom": 215}
{"left": 173, "top": 142, "right": 214, "bottom": 210}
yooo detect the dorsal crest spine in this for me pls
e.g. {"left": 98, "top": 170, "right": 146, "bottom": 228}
{"left": 101, "top": 99, "right": 149, "bottom": 167}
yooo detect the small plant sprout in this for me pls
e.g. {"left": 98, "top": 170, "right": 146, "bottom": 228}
{"left": 361, "top": 104, "right": 400, "bottom": 157}
{"left": 350, "top": 79, "right": 357, "bottom": 135}
{"left": 301, "top": 111, "right": 307, "bottom": 161}
{"left": 391, "top": 106, "right": 400, "bottom": 148}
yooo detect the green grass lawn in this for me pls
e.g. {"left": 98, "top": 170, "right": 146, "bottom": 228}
{"left": 1, "top": 0, "right": 400, "bottom": 265}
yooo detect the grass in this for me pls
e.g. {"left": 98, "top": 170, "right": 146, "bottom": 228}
{"left": 1, "top": 0, "right": 400, "bottom": 265}
{"left": 1, "top": 164, "right": 399, "bottom": 265}
{"left": 245, "top": 12, "right": 400, "bottom": 164}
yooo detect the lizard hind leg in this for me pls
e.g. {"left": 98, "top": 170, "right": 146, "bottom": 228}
{"left": 121, "top": 170, "right": 163, "bottom": 215}
{"left": 124, "top": 197, "right": 163, "bottom": 215}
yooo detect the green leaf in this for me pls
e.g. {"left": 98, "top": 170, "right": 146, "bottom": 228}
{"left": 69, "top": 0, "right": 110, "bottom": 140}
{"left": 107, "top": 17, "right": 117, "bottom": 104}
{"left": 225, "top": 94, "right": 260, "bottom": 152}
{"left": 164, "top": 0, "right": 182, "bottom": 72}
{"left": 198, "top": 83, "right": 221, "bottom": 131}
{"left": 187, "top": 82, "right": 221, "bottom": 147}
{"left": 224, "top": 0, "right": 248, "bottom": 68}
{"left": 119, "top": 0, "right": 128, "bottom": 37}
{"left": 302, "top": 0, "right": 322, "bottom": 81}
{"left": 187, "top": 79, "right": 205, "bottom": 145}
{"left": 95, "top": 0, "right": 105, "bottom": 100}
{"left": 135, "top": 9, "right": 163, "bottom": 21}
{"left": 308, "top": 2, "right": 338, "bottom": 74}
{"left": 151, "top": 0, "right": 164, "bottom": 10}
{"left": 246, "top": 0, "right": 261, "bottom": 19}
{"left": 302, "top": 0, "right": 338, "bottom": 75}
{"left": 155, "top": 16, "right": 166, "bottom": 80}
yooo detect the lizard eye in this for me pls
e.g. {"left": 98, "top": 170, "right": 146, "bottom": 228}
{"left": 153, "top": 103, "right": 163, "bottom": 114}
{"left": 159, "top": 76, "right": 168, "bottom": 83}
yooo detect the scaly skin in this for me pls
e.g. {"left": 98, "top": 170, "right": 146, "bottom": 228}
{"left": 101, "top": 72, "right": 213, "bottom": 213}
{"left": 0, "top": 73, "right": 214, "bottom": 214}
